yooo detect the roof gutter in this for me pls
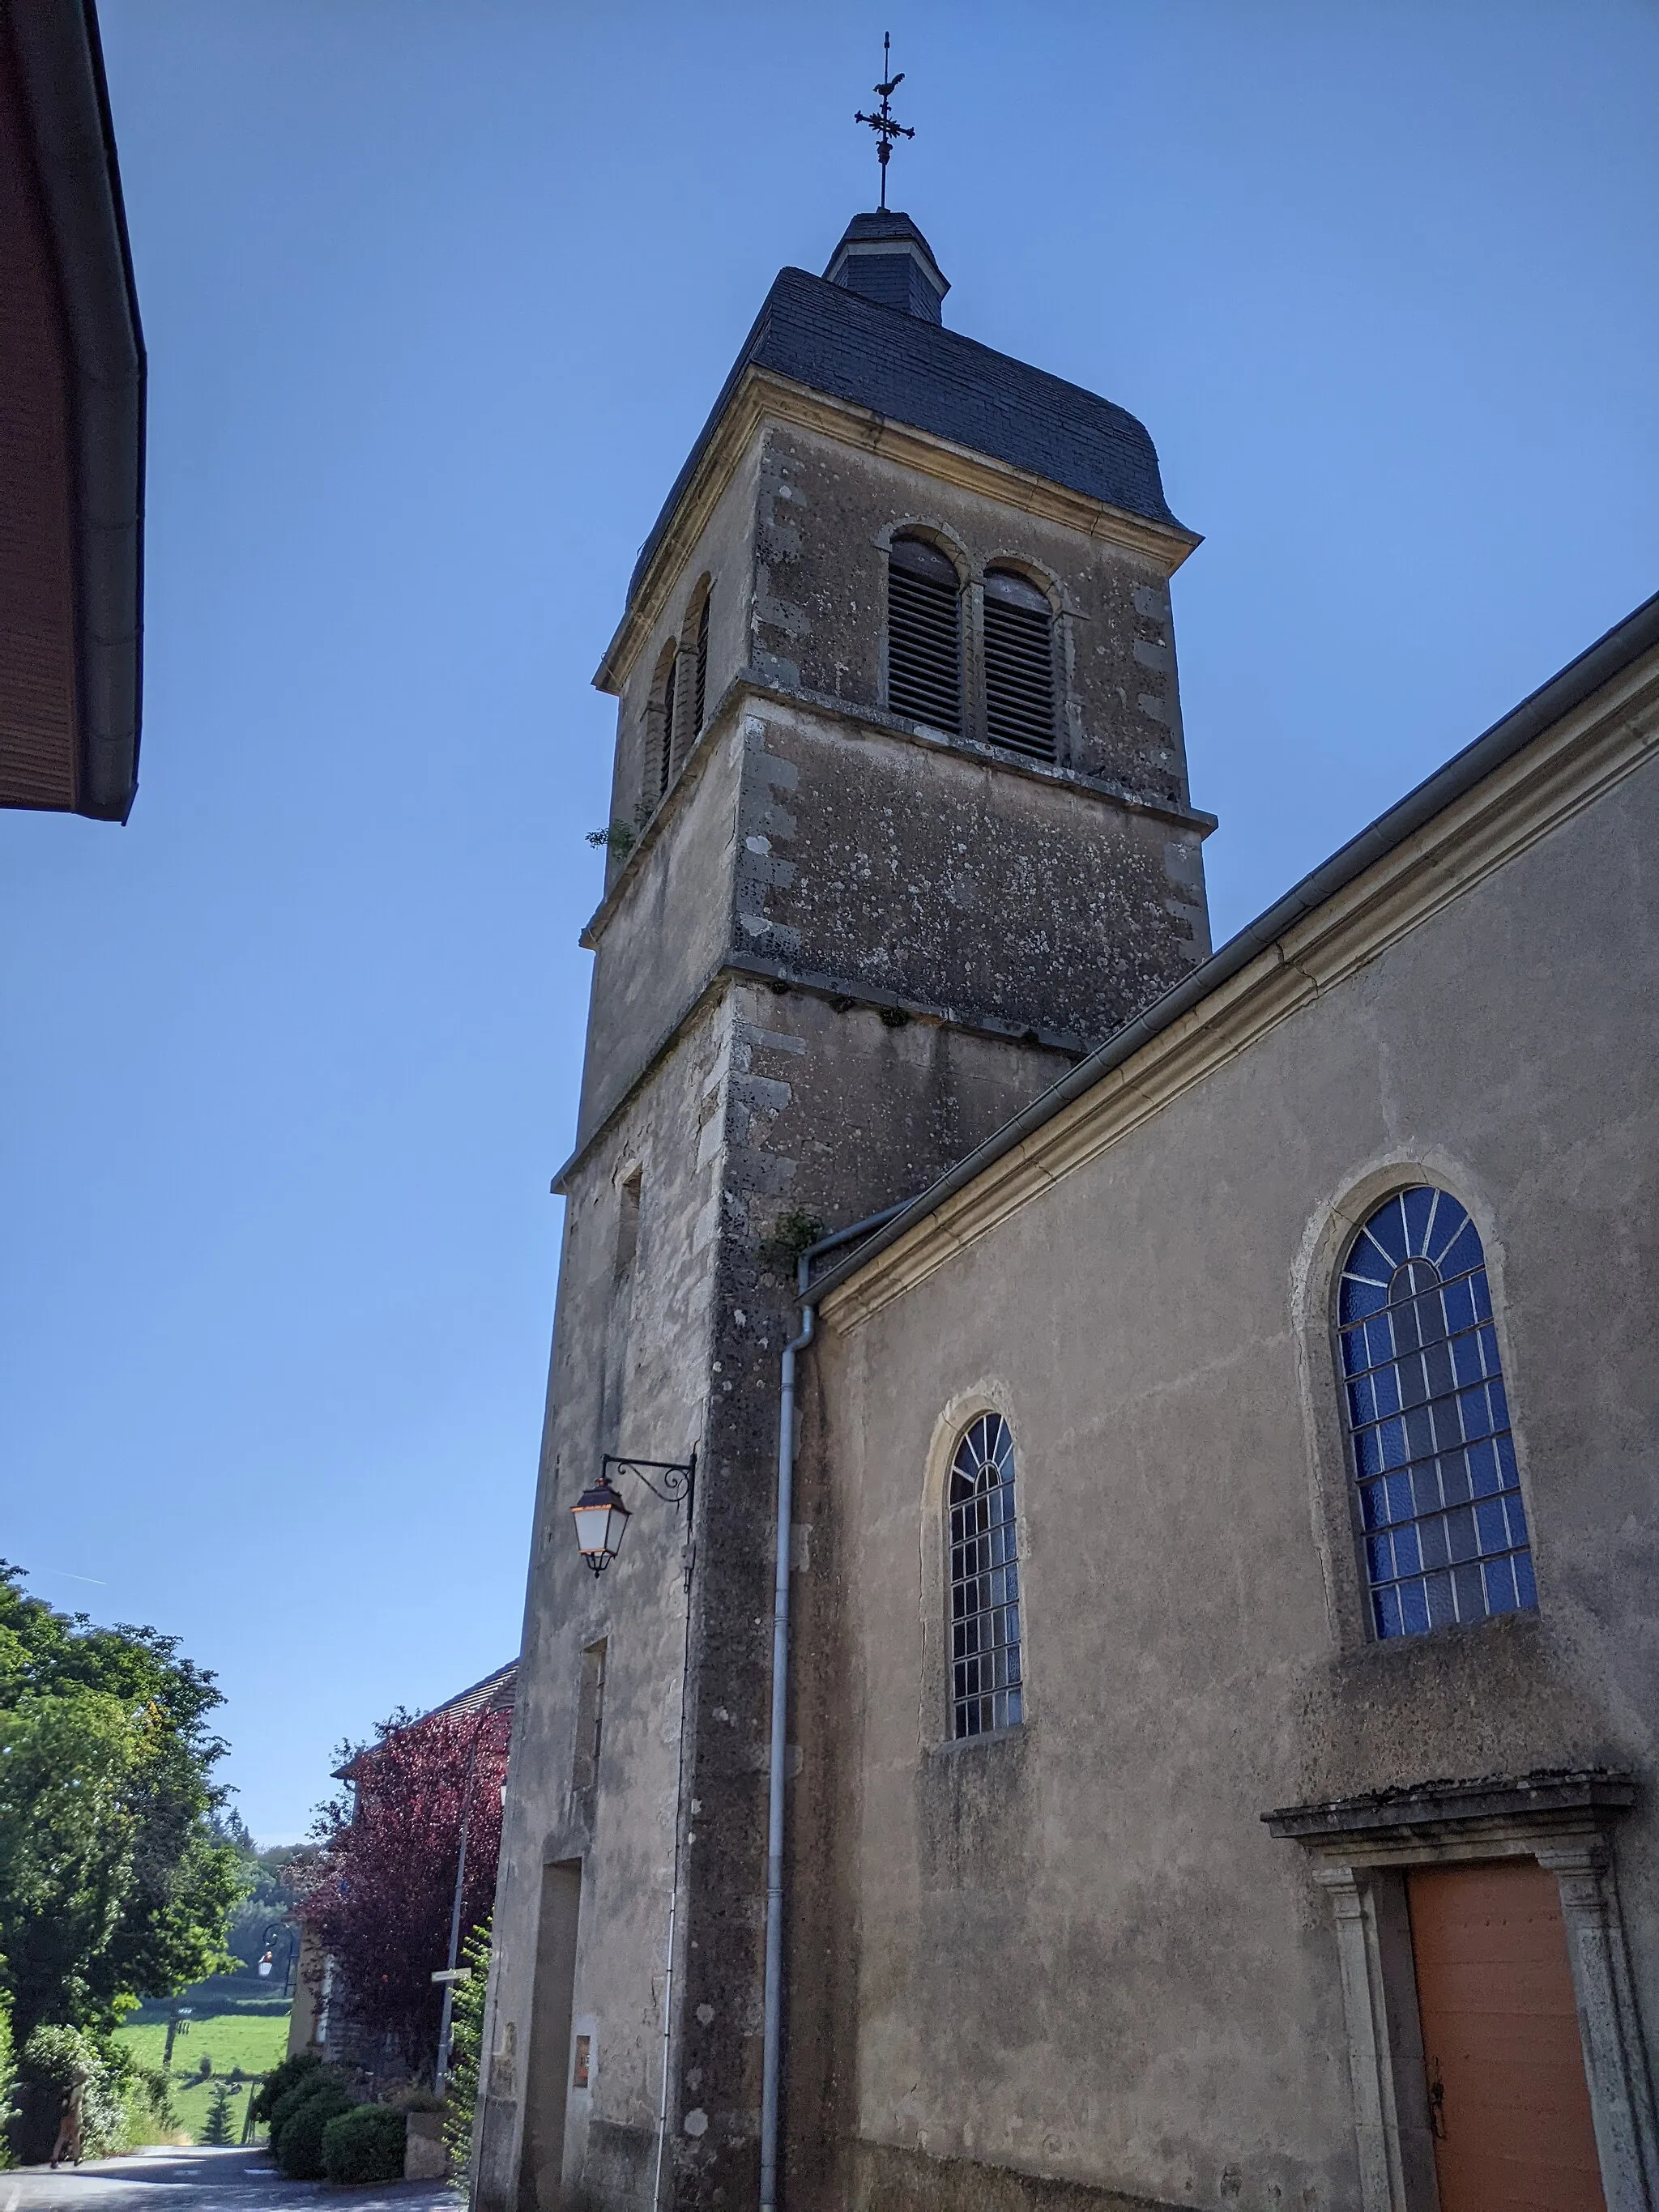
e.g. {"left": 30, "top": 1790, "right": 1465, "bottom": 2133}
{"left": 806, "top": 586, "right": 1659, "bottom": 1309}
{"left": 9, "top": 0, "right": 146, "bottom": 821}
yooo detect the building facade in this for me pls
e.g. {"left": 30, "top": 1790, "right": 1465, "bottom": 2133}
{"left": 480, "top": 212, "right": 1213, "bottom": 2212}
{"left": 1, "top": 0, "right": 143, "bottom": 821}
{"left": 483, "top": 199, "right": 1659, "bottom": 2212}
{"left": 798, "top": 597, "right": 1659, "bottom": 2212}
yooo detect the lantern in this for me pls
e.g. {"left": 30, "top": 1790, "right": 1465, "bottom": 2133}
{"left": 571, "top": 1473, "right": 632, "bottom": 1571}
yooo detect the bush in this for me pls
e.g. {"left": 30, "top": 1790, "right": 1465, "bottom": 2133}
{"left": 273, "top": 2078, "right": 354, "bottom": 2180}
{"left": 443, "top": 1919, "right": 490, "bottom": 2174}
{"left": 0, "top": 1989, "right": 15, "bottom": 2166}
{"left": 16, "top": 2025, "right": 123, "bottom": 2162}
{"left": 249, "top": 2048, "right": 321, "bottom": 2126}
{"left": 322, "top": 2102, "right": 407, "bottom": 2185}
{"left": 200, "top": 2082, "right": 237, "bottom": 2146}
{"left": 267, "top": 2065, "right": 346, "bottom": 2149}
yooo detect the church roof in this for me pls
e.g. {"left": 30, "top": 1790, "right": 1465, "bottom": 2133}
{"left": 625, "top": 257, "right": 1189, "bottom": 607}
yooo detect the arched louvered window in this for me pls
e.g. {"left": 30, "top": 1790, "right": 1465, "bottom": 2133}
{"left": 983, "top": 568, "right": 1056, "bottom": 761}
{"left": 693, "top": 593, "right": 710, "bottom": 732}
{"left": 887, "top": 535, "right": 962, "bottom": 735}
{"left": 656, "top": 646, "right": 678, "bottom": 798}
{"left": 948, "top": 1413, "right": 1023, "bottom": 1737}
{"left": 1337, "top": 1187, "right": 1535, "bottom": 1639}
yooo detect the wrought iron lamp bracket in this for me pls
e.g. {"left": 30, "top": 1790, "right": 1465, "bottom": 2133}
{"left": 603, "top": 1450, "right": 697, "bottom": 1512}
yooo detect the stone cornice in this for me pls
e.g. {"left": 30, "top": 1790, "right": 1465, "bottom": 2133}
{"left": 818, "top": 643, "right": 1659, "bottom": 1332}
{"left": 1264, "top": 1769, "right": 1637, "bottom": 1848}
{"left": 552, "top": 956, "right": 1085, "bottom": 1201}
{"left": 593, "top": 367, "right": 1201, "bottom": 696}
{"left": 578, "top": 673, "right": 1213, "bottom": 957}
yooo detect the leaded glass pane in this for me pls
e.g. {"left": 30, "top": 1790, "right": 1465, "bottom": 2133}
{"left": 947, "top": 1413, "right": 1024, "bottom": 1737}
{"left": 1337, "top": 1187, "right": 1535, "bottom": 1640}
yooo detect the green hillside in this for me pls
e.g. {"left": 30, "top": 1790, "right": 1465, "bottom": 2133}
{"left": 116, "top": 2004, "right": 292, "bottom": 2143}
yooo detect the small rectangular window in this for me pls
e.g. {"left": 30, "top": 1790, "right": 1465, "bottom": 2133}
{"left": 615, "top": 1169, "right": 642, "bottom": 1275}
{"left": 572, "top": 1639, "right": 607, "bottom": 1795}
{"left": 571, "top": 2033, "right": 591, "bottom": 2091}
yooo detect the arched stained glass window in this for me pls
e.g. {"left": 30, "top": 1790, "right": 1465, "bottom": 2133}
{"left": 1337, "top": 1187, "right": 1535, "bottom": 1639}
{"left": 948, "top": 1413, "right": 1023, "bottom": 1737}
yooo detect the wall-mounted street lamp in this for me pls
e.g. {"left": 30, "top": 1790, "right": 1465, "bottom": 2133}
{"left": 257, "top": 1920, "right": 297, "bottom": 1997}
{"left": 571, "top": 1452, "right": 696, "bottom": 1573}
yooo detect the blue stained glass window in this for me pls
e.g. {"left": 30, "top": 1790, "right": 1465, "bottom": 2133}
{"left": 948, "top": 1413, "right": 1024, "bottom": 1737}
{"left": 1337, "top": 1187, "right": 1535, "bottom": 1639}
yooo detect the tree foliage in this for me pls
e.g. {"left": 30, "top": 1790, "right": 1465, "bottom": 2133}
{"left": 293, "top": 1705, "right": 510, "bottom": 2077}
{"left": 0, "top": 1565, "right": 243, "bottom": 2058}
{"left": 443, "top": 1919, "right": 490, "bottom": 2174}
{"left": 200, "top": 2081, "right": 237, "bottom": 2146}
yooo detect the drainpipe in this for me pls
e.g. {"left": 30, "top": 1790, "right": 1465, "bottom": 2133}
{"left": 759, "top": 1204, "right": 908, "bottom": 2212}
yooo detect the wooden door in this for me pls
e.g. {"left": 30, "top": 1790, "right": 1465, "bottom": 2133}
{"left": 1406, "top": 1860, "right": 1604, "bottom": 2212}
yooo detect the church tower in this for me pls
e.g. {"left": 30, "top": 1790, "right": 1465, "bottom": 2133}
{"left": 477, "top": 204, "right": 1213, "bottom": 2212}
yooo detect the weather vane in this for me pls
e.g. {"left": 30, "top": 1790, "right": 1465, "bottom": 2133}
{"left": 855, "top": 33, "right": 914, "bottom": 211}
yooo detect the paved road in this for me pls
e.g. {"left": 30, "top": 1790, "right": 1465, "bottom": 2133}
{"left": 1, "top": 2146, "right": 459, "bottom": 2211}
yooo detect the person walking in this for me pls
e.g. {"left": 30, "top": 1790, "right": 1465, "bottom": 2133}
{"left": 48, "top": 2076, "right": 85, "bottom": 2168}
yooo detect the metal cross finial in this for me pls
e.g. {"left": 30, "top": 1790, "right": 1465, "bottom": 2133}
{"left": 854, "top": 32, "right": 915, "bottom": 211}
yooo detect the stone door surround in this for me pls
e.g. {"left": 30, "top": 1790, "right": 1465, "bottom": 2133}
{"left": 1265, "top": 1770, "right": 1659, "bottom": 2212}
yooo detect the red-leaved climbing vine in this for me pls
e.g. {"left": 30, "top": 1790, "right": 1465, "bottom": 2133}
{"left": 294, "top": 1701, "right": 511, "bottom": 2077}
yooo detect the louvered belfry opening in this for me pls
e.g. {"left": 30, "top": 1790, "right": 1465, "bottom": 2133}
{"left": 886, "top": 535, "right": 962, "bottom": 734}
{"left": 657, "top": 646, "right": 678, "bottom": 797}
{"left": 693, "top": 594, "right": 710, "bottom": 731}
{"left": 983, "top": 568, "right": 1056, "bottom": 760}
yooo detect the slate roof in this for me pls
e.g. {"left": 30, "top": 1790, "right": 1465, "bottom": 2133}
{"left": 626, "top": 263, "right": 1189, "bottom": 606}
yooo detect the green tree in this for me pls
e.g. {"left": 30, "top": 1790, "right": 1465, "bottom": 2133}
{"left": 0, "top": 1564, "right": 243, "bottom": 2159}
{"left": 442, "top": 1920, "right": 490, "bottom": 2174}
{"left": 200, "top": 2082, "right": 237, "bottom": 2147}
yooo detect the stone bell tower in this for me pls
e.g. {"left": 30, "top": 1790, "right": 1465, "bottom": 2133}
{"left": 476, "top": 207, "right": 1213, "bottom": 2212}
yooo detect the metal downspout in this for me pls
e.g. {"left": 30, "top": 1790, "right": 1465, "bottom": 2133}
{"left": 758, "top": 1204, "right": 907, "bottom": 2212}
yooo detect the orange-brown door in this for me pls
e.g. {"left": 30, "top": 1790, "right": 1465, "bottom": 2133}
{"left": 1407, "top": 1860, "right": 1604, "bottom": 2212}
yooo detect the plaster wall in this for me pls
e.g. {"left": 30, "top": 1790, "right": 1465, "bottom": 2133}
{"left": 748, "top": 421, "right": 1192, "bottom": 811}
{"left": 801, "top": 746, "right": 1659, "bottom": 2211}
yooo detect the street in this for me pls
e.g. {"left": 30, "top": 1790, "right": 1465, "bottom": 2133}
{"left": 1, "top": 2146, "right": 458, "bottom": 2211}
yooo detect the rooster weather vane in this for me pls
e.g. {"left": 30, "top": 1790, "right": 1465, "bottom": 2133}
{"left": 855, "top": 33, "right": 915, "bottom": 211}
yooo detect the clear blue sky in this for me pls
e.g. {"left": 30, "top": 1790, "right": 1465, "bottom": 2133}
{"left": 4, "top": 3, "right": 1655, "bottom": 1843}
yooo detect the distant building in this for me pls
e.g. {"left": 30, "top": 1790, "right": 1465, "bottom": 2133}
{"left": 481, "top": 186, "right": 1659, "bottom": 2212}
{"left": 288, "top": 1661, "right": 517, "bottom": 2078}
{"left": 1, "top": 0, "right": 143, "bottom": 820}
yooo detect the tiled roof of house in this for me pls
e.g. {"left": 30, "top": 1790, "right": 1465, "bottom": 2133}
{"left": 331, "top": 1660, "right": 518, "bottom": 1777}
{"left": 626, "top": 262, "right": 1188, "bottom": 606}
{"left": 423, "top": 1660, "right": 518, "bottom": 1723}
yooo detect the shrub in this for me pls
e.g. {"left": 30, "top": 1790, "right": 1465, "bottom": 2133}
{"left": 0, "top": 1989, "right": 14, "bottom": 2166}
{"left": 322, "top": 2102, "right": 407, "bottom": 2185}
{"left": 200, "top": 2082, "right": 237, "bottom": 2146}
{"left": 249, "top": 2048, "right": 321, "bottom": 2126}
{"left": 17, "top": 2025, "right": 122, "bottom": 2161}
{"left": 443, "top": 1920, "right": 490, "bottom": 2174}
{"left": 273, "top": 2078, "right": 354, "bottom": 2180}
{"left": 267, "top": 2064, "right": 347, "bottom": 2156}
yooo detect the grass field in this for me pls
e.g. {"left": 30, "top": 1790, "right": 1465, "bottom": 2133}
{"left": 116, "top": 2005, "right": 292, "bottom": 2143}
